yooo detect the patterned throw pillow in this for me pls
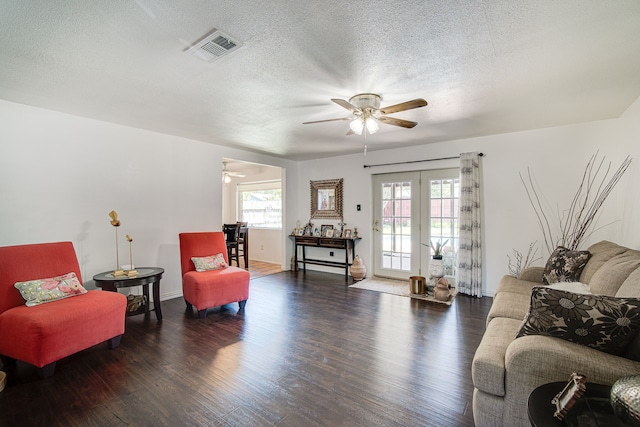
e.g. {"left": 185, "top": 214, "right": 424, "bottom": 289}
{"left": 192, "top": 253, "right": 228, "bottom": 272}
{"left": 542, "top": 246, "right": 591, "bottom": 285}
{"left": 516, "top": 286, "right": 640, "bottom": 355}
{"left": 14, "top": 272, "right": 87, "bottom": 307}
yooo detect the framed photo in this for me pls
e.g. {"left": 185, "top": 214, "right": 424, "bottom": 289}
{"left": 552, "top": 373, "right": 587, "bottom": 420}
{"left": 313, "top": 227, "right": 320, "bottom": 237}
{"left": 295, "top": 228, "right": 304, "bottom": 236}
{"left": 304, "top": 223, "right": 313, "bottom": 236}
{"left": 343, "top": 228, "right": 352, "bottom": 239}
{"left": 326, "top": 229, "right": 334, "bottom": 237}
{"left": 321, "top": 224, "right": 334, "bottom": 237}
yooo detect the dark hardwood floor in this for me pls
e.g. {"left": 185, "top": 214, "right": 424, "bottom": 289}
{"left": 0, "top": 271, "right": 492, "bottom": 427}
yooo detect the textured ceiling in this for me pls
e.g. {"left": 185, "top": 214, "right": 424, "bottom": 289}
{"left": 2, "top": 1, "right": 640, "bottom": 160}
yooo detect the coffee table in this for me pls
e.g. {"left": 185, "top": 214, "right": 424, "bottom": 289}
{"left": 93, "top": 267, "right": 164, "bottom": 321}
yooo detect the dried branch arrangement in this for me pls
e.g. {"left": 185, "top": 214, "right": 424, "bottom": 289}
{"left": 508, "top": 241, "right": 542, "bottom": 277}
{"left": 521, "top": 153, "right": 632, "bottom": 254}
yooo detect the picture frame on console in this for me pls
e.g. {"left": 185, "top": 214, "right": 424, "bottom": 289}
{"left": 321, "top": 224, "right": 334, "bottom": 237}
{"left": 343, "top": 229, "right": 352, "bottom": 239}
{"left": 304, "top": 223, "right": 313, "bottom": 236}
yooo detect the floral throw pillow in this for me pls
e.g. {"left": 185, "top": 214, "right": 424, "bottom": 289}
{"left": 192, "top": 253, "right": 228, "bottom": 272}
{"left": 515, "top": 286, "right": 640, "bottom": 355}
{"left": 14, "top": 272, "right": 87, "bottom": 307}
{"left": 542, "top": 246, "right": 591, "bottom": 285}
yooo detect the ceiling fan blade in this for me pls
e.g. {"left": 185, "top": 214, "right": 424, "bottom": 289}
{"left": 379, "top": 99, "right": 428, "bottom": 115}
{"left": 331, "top": 98, "right": 360, "bottom": 113}
{"left": 378, "top": 116, "right": 418, "bottom": 128}
{"left": 303, "top": 117, "right": 352, "bottom": 125}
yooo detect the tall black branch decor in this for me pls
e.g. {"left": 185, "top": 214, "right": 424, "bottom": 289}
{"left": 520, "top": 152, "right": 632, "bottom": 254}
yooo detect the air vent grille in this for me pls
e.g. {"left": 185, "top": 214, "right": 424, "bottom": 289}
{"left": 187, "top": 29, "right": 242, "bottom": 62}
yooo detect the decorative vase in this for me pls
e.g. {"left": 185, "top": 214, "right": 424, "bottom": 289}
{"left": 434, "top": 277, "right": 450, "bottom": 301}
{"left": 410, "top": 276, "right": 426, "bottom": 294}
{"left": 429, "top": 258, "right": 445, "bottom": 278}
{"left": 611, "top": 375, "right": 640, "bottom": 426}
{"left": 350, "top": 255, "right": 366, "bottom": 281}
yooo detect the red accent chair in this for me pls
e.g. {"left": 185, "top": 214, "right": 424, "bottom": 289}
{"left": 179, "top": 232, "right": 250, "bottom": 319}
{"left": 0, "top": 242, "right": 127, "bottom": 378}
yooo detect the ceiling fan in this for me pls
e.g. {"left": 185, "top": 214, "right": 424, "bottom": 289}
{"left": 303, "top": 93, "right": 428, "bottom": 135}
{"left": 222, "top": 161, "right": 246, "bottom": 183}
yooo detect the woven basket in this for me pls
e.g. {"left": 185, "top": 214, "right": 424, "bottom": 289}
{"left": 126, "top": 294, "right": 147, "bottom": 312}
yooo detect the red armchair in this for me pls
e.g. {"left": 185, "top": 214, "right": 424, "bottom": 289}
{"left": 179, "top": 232, "right": 250, "bottom": 319}
{"left": 0, "top": 242, "right": 126, "bottom": 378}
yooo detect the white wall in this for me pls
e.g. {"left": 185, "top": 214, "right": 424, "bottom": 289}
{"left": 294, "top": 95, "right": 640, "bottom": 296}
{"left": 2, "top": 95, "right": 638, "bottom": 299}
{"left": 0, "top": 100, "right": 296, "bottom": 300}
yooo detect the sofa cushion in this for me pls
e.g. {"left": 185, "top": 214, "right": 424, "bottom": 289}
{"left": 14, "top": 272, "right": 87, "bottom": 307}
{"left": 589, "top": 250, "right": 640, "bottom": 296}
{"left": 517, "top": 267, "right": 545, "bottom": 283}
{"left": 617, "top": 267, "right": 640, "bottom": 298}
{"left": 542, "top": 246, "right": 591, "bottom": 285}
{"left": 516, "top": 287, "right": 640, "bottom": 356}
{"left": 580, "top": 240, "right": 627, "bottom": 284}
{"left": 486, "top": 291, "right": 531, "bottom": 325}
{"left": 472, "top": 317, "right": 523, "bottom": 397}
{"left": 191, "top": 253, "right": 228, "bottom": 272}
{"left": 495, "top": 275, "right": 540, "bottom": 297}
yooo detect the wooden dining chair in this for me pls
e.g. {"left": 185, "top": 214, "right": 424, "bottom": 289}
{"left": 222, "top": 223, "right": 240, "bottom": 266}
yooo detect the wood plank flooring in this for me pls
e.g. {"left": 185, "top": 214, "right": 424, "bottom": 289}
{"left": 248, "top": 260, "right": 283, "bottom": 279}
{"left": 0, "top": 270, "right": 492, "bottom": 427}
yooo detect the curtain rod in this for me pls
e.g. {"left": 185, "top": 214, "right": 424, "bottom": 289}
{"left": 363, "top": 152, "right": 484, "bottom": 168}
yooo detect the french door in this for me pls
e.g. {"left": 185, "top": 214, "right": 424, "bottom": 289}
{"left": 372, "top": 169, "right": 459, "bottom": 280}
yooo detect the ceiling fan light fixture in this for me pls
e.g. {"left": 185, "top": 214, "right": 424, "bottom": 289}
{"left": 365, "top": 117, "right": 379, "bottom": 134}
{"left": 350, "top": 117, "right": 364, "bottom": 135}
{"left": 222, "top": 173, "right": 232, "bottom": 183}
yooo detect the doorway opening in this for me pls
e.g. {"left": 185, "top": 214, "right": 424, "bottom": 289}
{"left": 221, "top": 158, "right": 285, "bottom": 274}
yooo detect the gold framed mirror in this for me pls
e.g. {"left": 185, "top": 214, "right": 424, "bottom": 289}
{"left": 310, "top": 178, "right": 343, "bottom": 220}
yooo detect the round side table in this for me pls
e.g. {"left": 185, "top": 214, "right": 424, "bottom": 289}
{"left": 93, "top": 267, "right": 164, "bottom": 321}
{"left": 528, "top": 381, "right": 622, "bottom": 426}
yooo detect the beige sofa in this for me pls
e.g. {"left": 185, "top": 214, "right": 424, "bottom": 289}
{"left": 472, "top": 240, "right": 640, "bottom": 426}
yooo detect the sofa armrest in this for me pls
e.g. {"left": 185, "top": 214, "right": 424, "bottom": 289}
{"left": 517, "top": 267, "right": 545, "bottom": 283}
{"left": 503, "top": 335, "right": 640, "bottom": 424}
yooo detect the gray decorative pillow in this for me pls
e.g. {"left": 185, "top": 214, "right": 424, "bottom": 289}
{"left": 542, "top": 246, "right": 591, "bottom": 285}
{"left": 516, "top": 286, "right": 640, "bottom": 355}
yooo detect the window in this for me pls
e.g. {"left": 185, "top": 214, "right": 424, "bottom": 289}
{"left": 237, "top": 180, "right": 282, "bottom": 229}
{"left": 381, "top": 180, "right": 412, "bottom": 271}
{"left": 428, "top": 176, "right": 460, "bottom": 277}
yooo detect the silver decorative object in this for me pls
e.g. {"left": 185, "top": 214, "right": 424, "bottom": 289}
{"left": 611, "top": 375, "right": 640, "bottom": 426}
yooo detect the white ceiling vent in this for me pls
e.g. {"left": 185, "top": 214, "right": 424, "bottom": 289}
{"left": 186, "top": 29, "right": 242, "bottom": 62}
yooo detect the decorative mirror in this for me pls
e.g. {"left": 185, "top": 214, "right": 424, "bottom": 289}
{"left": 310, "top": 178, "right": 343, "bottom": 220}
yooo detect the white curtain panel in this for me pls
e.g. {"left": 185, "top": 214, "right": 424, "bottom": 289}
{"left": 457, "top": 152, "right": 483, "bottom": 297}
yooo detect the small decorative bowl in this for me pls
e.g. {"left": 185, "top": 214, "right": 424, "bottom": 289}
{"left": 611, "top": 375, "right": 640, "bottom": 426}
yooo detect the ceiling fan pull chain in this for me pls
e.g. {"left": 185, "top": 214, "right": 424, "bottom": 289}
{"left": 364, "top": 129, "right": 368, "bottom": 156}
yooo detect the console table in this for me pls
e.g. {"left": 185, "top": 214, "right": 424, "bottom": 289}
{"left": 291, "top": 236, "right": 361, "bottom": 281}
